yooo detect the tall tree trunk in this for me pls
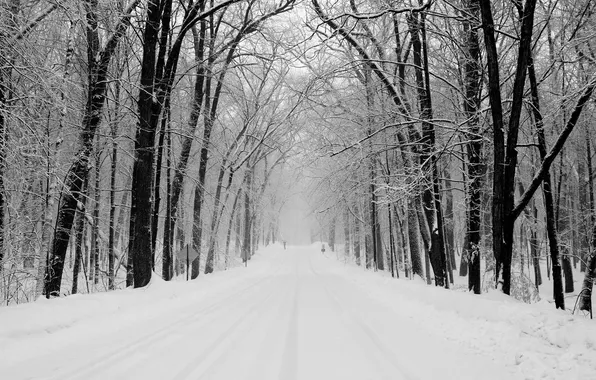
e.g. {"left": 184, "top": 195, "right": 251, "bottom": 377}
{"left": 204, "top": 168, "right": 236, "bottom": 274}
{"left": 162, "top": 126, "right": 173, "bottom": 280}
{"left": 479, "top": 0, "right": 537, "bottom": 294}
{"left": 579, "top": 135, "right": 596, "bottom": 312}
{"left": 242, "top": 168, "right": 252, "bottom": 263}
{"left": 527, "top": 49, "right": 565, "bottom": 308}
{"left": 479, "top": 0, "right": 506, "bottom": 292}
{"left": 190, "top": 14, "right": 221, "bottom": 278}
{"left": 167, "top": 19, "right": 207, "bottom": 274}
{"left": 461, "top": 0, "right": 483, "bottom": 293}
{"left": 388, "top": 203, "right": 397, "bottom": 278}
{"left": 0, "top": 41, "right": 7, "bottom": 268}
{"left": 562, "top": 246, "right": 574, "bottom": 293}
{"left": 416, "top": 196, "right": 432, "bottom": 284}
{"left": 578, "top": 138, "right": 590, "bottom": 272}
{"left": 364, "top": 196, "right": 373, "bottom": 269}
{"left": 394, "top": 204, "right": 409, "bottom": 278}
{"left": 191, "top": 183, "right": 203, "bottom": 278}
{"left": 353, "top": 202, "right": 361, "bottom": 265}
{"left": 344, "top": 205, "right": 351, "bottom": 258}
{"left": 93, "top": 137, "right": 101, "bottom": 285}
{"left": 130, "top": 0, "right": 172, "bottom": 288}
{"left": 408, "top": 198, "right": 424, "bottom": 279}
{"left": 151, "top": 98, "right": 169, "bottom": 259}
{"left": 368, "top": 163, "right": 378, "bottom": 270}
{"left": 531, "top": 204, "right": 542, "bottom": 287}
{"left": 235, "top": 199, "right": 242, "bottom": 256}
{"left": 224, "top": 183, "right": 243, "bottom": 267}
{"left": 35, "top": 18, "right": 76, "bottom": 298}
{"left": 107, "top": 76, "right": 120, "bottom": 291}
{"left": 443, "top": 170, "right": 456, "bottom": 272}
{"left": 408, "top": 10, "right": 446, "bottom": 286}
{"left": 204, "top": 114, "right": 253, "bottom": 273}
{"left": 126, "top": 178, "right": 135, "bottom": 288}
{"left": 44, "top": 0, "right": 140, "bottom": 297}
{"left": 72, "top": 177, "right": 89, "bottom": 295}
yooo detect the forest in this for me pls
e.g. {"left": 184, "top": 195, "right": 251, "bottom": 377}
{"left": 0, "top": 0, "right": 595, "bottom": 314}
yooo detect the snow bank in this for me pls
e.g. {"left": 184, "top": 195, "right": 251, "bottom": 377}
{"left": 312, "top": 249, "right": 596, "bottom": 379}
{"left": 0, "top": 246, "right": 284, "bottom": 367}
{"left": 2, "top": 243, "right": 594, "bottom": 379}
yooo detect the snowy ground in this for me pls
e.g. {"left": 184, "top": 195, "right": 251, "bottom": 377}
{"left": 1, "top": 244, "right": 595, "bottom": 379}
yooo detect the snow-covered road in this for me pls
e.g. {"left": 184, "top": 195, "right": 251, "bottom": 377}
{"left": 2, "top": 245, "right": 595, "bottom": 379}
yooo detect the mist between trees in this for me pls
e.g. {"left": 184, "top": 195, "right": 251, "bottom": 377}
{"left": 0, "top": 0, "right": 595, "bottom": 312}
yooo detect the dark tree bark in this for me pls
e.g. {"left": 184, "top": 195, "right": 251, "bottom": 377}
{"left": 93, "top": 137, "right": 101, "bottom": 285}
{"left": 478, "top": 0, "right": 537, "bottom": 294}
{"left": 235, "top": 198, "right": 242, "bottom": 256}
{"left": 167, "top": 18, "right": 207, "bottom": 274}
{"left": 162, "top": 124, "right": 173, "bottom": 280}
{"left": 150, "top": 0, "right": 174, "bottom": 258}
{"left": 408, "top": 198, "right": 424, "bottom": 279}
{"left": 344, "top": 205, "right": 351, "bottom": 258}
{"left": 364, "top": 195, "right": 373, "bottom": 269}
{"left": 129, "top": 0, "right": 167, "bottom": 288}
{"left": 242, "top": 168, "right": 253, "bottom": 263}
{"left": 443, "top": 170, "right": 456, "bottom": 272}
{"left": 72, "top": 177, "right": 89, "bottom": 295}
{"left": 579, "top": 133, "right": 596, "bottom": 312}
{"left": 461, "top": 0, "right": 483, "bottom": 293}
{"left": 353, "top": 202, "right": 361, "bottom": 265}
{"left": 175, "top": 193, "right": 185, "bottom": 276}
{"left": 527, "top": 48, "right": 565, "bottom": 308}
{"left": 151, "top": 99, "right": 168, "bottom": 259}
{"left": 407, "top": 10, "right": 446, "bottom": 286}
{"left": 531, "top": 205, "right": 542, "bottom": 287}
{"left": 44, "top": 0, "right": 140, "bottom": 297}
{"left": 394, "top": 204, "right": 409, "bottom": 278}
{"left": 579, "top": 253, "right": 596, "bottom": 313}
{"left": 107, "top": 76, "right": 120, "bottom": 291}
{"left": 478, "top": 0, "right": 506, "bottom": 292}
{"left": 562, "top": 247, "right": 574, "bottom": 293}
{"left": 388, "top": 203, "right": 398, "bottom": 278}
{"left": 578, "top": 137, "right": 592, "bottom": 273}
{"left": 131, "top": 0, "right": 247, "bottom": 286}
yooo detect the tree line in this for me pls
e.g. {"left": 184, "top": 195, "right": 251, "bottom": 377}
{"left": 0, "top": 0, "right": 303, "bottom": 303}
{"left": 1, "top": 0, "right": 596, "bottom": 314}
{"left": 303, "top": 0, "right": 596, "bottom": 312}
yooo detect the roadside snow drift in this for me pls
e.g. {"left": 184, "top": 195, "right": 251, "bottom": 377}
{"left": 0, "top": 244, "right": 594, "bottom": 379}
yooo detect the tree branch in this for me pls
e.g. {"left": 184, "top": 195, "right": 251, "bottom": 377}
{"left": 8, "top": 3, "right": 58, "bottom": 43}
{"left": 512, "top": 73, "right": 596, "bottom": 220}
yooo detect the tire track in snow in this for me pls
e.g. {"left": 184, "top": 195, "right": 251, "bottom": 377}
{"left": 170, "top": 273, "right": 286, "bottom": 380}
{"left": 309, "top": 254, "right": 420, "bottom": 380}
{"left": 47, "top": 262, "right": 286, "bottom": 380}
{"left": 278, "top": 275, "right": 299, "bottom": 380}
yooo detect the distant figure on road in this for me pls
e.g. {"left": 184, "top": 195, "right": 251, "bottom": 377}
{"left": 321, "top": 244, "right": 326, "bottom": 254}
{"left": 283, "top": 241, "right": 286, "bottom": 250}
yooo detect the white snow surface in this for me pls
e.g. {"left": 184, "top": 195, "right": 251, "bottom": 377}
{"left": 1, "top": 244, "right": 595, "bottom": 379}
